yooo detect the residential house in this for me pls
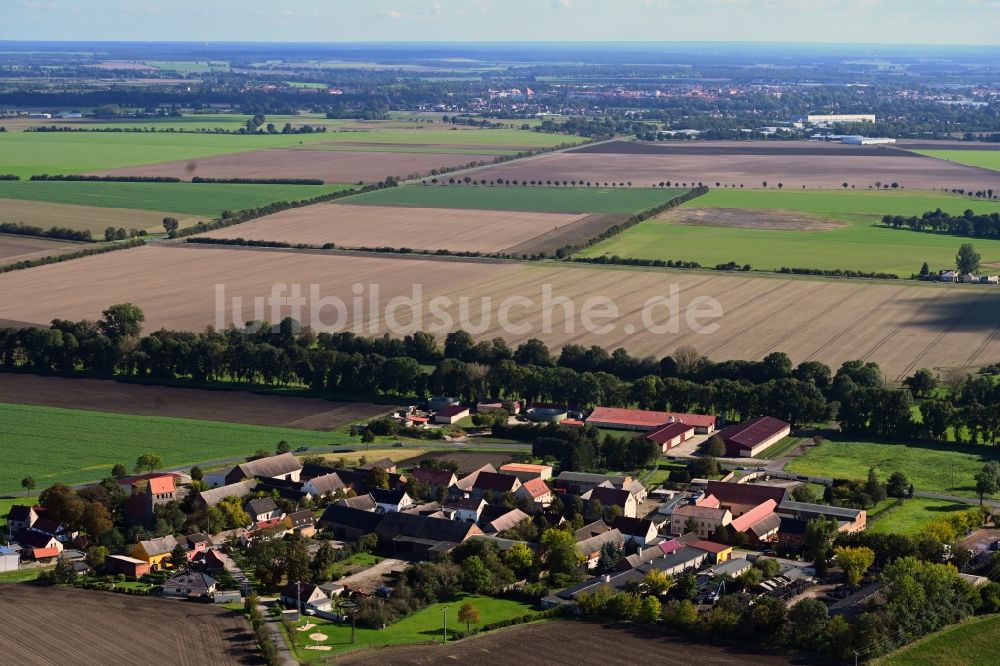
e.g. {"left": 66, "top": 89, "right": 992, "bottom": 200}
{"left": 717, "top": 416, "right": 791, "bottom": 457}
{"left": 370, "top": 488, "right": 413, "bottom": 513}
{"left": 574, "top": 520, "right": 611, "bottom": 542}
{"left": 404, "top": 501, "right": 445, "bottom": 518}
{"left": 582, "top": 486, "right": 638, "bottom": 518}
{"left": 690, "top": 540, "right": 733, "bottom": 565}
{"left": 554, "top": 471, "right": 635, "bottom": 496}
{"left": 183, "top": 533, "right": 212, "bottom": 560}
{"left": 409, "top": 467, "right": 458, "bottom": 496}
{"left": 29, "top": 517, "right": 78, "bottom": 544}
{"left": 498, "top": 463, "right": 552, "bottom": 482}
{"left": 434, "top": 404, "right": 470, "bottom": 424}
{"left": 318, "top": 505, "right": 384, "bottom": 541}
{"left": 374, "top": 512, "right": 484, "bottom": 557}
{"left": 254, "top": 476, "right": 308, "bottom": 504}
{"left": 302, "top": 472, "right": 347, "bottom": 499}
{"left": 613, "top": 517, "right": 658, "bottom": 548}
{"left": 938, "top": 270, "right": 958, "bottom": 282}
{"left": 106, "top": 554, "right": 150, "bottom": 579}
{"left": 337, "top": 494, "right": 378, "bottom": 512}
{"left": 455, "top": 464, "right": 498, "bottom": 493}
{"left": 18, "top": 531, "right": 62, "bottom": 560}
{"left": 705, "top": 482, "right": 788, "bottom": 518}
{"left": 5, "top": 505, "right": 37, "bottom": 534}
{"left": 117, "top": 473, "right": 178, "bottom": 515}
{"left": 442, "top": 497, "right": 486, "bottom": 523}
{"left": 467, "top": 472, "right": 521, "bottom": 500}
{"left": 359, "top": 458, "right": 398, "bottom": 474}
{"left": 516, "top": 477, "right": 552, "bottom": 506}
{"left": 671, "top": 504, "right": 732, "bottom": 539}
{"left": 727, "top": 499, "right": 780, "bottom": 544}
{"left": 575, "top": 528, "right": 625, "bottom": 570}
{"left": 478, "top": 506, "right": 529, "bottom": 534}
{"left": 162, "top": 570, "right": 217, "bottom": 599}
{"left": 131, "top": 535, "right": 179, "bottom": 571}
{"left": 777, "top": 500, "right": 867, "bottom": 533}
{"left": 280, "top": 581, "right": 329, "bottom": 611}
{"left": 224, "top": 453, "right": 303, "bottom": 486}
{"left": 711, "top": 557, "right": 753, "bottom": 579}
{"left": 245, "top": 498, "right": 283, "bottom": 523}
{"left": 283, "top": 510, "right": 318, "bottom": 537}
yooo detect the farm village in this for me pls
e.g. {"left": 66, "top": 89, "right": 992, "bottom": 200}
{"left": 3, "top": 36, "right": 1000, "bottom": 666}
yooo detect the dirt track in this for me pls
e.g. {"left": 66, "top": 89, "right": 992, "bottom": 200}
{"left": 200, "top": 202, "right": 590, "bottom": 254}
{"left": 0, "top": 584, "right": 262, "bottom": 665}
{"left": 338, "top": 621, "right": 807, "bottom": 665}
{"left": 92, "top": 148, "right": 496, "bottom": 184}
{"left": 0, "top": 374, "right": 388, "bottom": 430}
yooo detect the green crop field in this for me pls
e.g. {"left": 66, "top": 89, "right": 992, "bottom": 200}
{"left": 785, "top": 438, "right": 1000, "bottom": 498}
{"left": 867, "top": 498, "right": 974, "bottom": 536}
{"left": 344, "top": 186, "right": 689, "bottom": 214}
{"left": 0, "top": 131, "right": 336, "bottom": 178}
{"left": 915, "top": 149, "right": 1000, "bottom": 173}
{"left": 302, "top": 127, "right": 584, "bottom": 149}
{"left": 286, "top": 593, "right": 538, "bottom": 661}
{"left": 577, "top": 189, "right": 1000, "bottom": 275}
{"left": 0, "top": 403, "right": 366, "bottom": 493}
{"left": 878, "top": 614, "right": 1000, "bottom": 666}
{"left": 0, "top": 181, "right": 350, "bottom": 217}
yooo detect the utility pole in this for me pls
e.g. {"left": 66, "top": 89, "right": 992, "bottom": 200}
{"left": 442, "top": 607, "right": 448, "bottom": 644}
{"left": 854, "top": 650, "right": 860, "bottom": 666}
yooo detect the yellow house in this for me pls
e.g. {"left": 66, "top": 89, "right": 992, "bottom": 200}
{"left": 131, "top": 534, "right": 179, "bottom": 571}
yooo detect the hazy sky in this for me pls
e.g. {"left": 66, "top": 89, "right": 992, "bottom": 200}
{"left": 5, "top": 0, "right": 1000, "bottom": 45}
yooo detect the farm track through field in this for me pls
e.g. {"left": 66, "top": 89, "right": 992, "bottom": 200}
{"left": 964, "top": 321, "right": 1000, "bottom": 368}
{"left": 646, "top": 278, "right": 785, "bottom": 358}
{"left": 593, "top": 275, "right": 738, "bottom": 352}
{"left": 894, "top": 291, "right": 992, "bottom": 381}
{"left": 712, "top": 280, "right": 835, "bottom": 359}
{"left": 860, "top": 289, "right": 947, "bottom": 363}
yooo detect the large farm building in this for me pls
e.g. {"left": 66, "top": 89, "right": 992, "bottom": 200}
{"left": 585, "top": 406, "right": 717, "bottom": 434}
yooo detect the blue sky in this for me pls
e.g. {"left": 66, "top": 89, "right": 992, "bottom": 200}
{"left": 4, "top": 0, "right": 999, "bottom": 45}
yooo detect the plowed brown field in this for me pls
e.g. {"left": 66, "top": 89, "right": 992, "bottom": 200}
{"left": 0, "top": 233, "right": 87, "bottom": 263}
{"left": 91, "top": 148, "right": 496, "bottom": 183}
{"left": 0, "top": 585, "right": 261, "bottom": 665}
{"left": 472, "top": 140, "right": 1000, "bottom": 191}
{"left": 1, "top": 245, "right": 998, "bottom": 381}
{"left": 199, "top": 203, "right": 590, "bottom": 253}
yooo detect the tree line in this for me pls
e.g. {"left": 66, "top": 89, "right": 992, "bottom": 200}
{"left": 883, "top": 208, "right": 1000, "bottom": 240}
{"left": 0, "top": 221, "right": 92, "bottom": 242}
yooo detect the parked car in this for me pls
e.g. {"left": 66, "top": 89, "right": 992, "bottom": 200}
{"left": 295, "top": 446, "right": 309, "bottom": 452}
{"left": 392, "top": 441, "right": 404, "bottom": 448}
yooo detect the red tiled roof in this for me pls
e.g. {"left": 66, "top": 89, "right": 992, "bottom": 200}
{"left": 586, "top": 406, "right": 716, "bottom": 429}
{"left": 691, "top": 540, "right": 731, "bottom": 554}
{"left": 659, "top": 539, "right": 683, "bottom": 555}
{"left": 718, "top": 416, "right": 790, "bottom": 450}
{"left": 729, "top": 499, "right": 778, "bottom": 533}
{"left": 436, "top": 404, "right": 468, "bottom": 418}
{"left": 407, "top": 415, "right": 429, "bottom": 423}
{"left": 697, "top": 494, "right": 721, "bottom": 508}
{"left": 706, "top": 481, "right": 787, "bottom": 507}
{"left": 520, "top": 477, "right": 551, "bottom": 498}
{"left": 499, "top": 463, "right": 551, "bottom": 474}
{"left": 148, "top": 475, "right": 176, "bottom": 494}
{"left": 645, "top": 421, "right": 696, "bottom": 444}
{"left": 32, "top": 547, "right": 60, "bottom": 559}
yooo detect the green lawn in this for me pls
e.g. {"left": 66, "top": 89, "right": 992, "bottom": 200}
{"left": 0, "top": 131, "right": 337, "bottom": 178}
{"left": 577, "top": 189, "right": 1000, "bottom": 275}
{"left": 914, "top": 149, "right": 1000, "bottom": 173}
{"left": 0, "top": 181, "right": 350, "bottom": 216}
{"left": 757, "top": 436, "right": 806, "bottom": 460}
{"left": 343, "top": 186, "right": 689, "bottom": 214}
{"left": 878, "top": 614, "right": 1000, "bottom": 666}
{"left": 867, "top": 498, "right": 974, "bottom": 536}
{"left": 785, "top": 438, "right": 1000, "bottom": 498}
{"left": 0, "top": 568, "right": 46, "bottom": 583}
{"left": 286, "top": 594, "right": 537, "bottom": 661}
{"left": 0, "top": 403, "right": 371, "bottom": 493}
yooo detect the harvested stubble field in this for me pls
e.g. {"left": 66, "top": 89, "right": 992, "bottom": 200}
{"left": 0, "top": 233, "right": 88, "bottom": 263}
{"left": 0, "top": 373, "right": 388, "bottom": 430}
{"left": 0, "top": 585, "right": 262, "bottom": 665}
{"left": 0, "top": 197, "right": 191, "bottom": 235}
{"left": 340, "top": 620, "right": 802, "bottom": 665}
{"left": 93, "top": 148, "right": 498, "bottom": 183}
{"left": 199, "top": 202, "right": 595, "bottom": 254}
{"left": 2, "top": 245, "right": 998, "bottom": 380}
{"left": 473, "top": 140, "right": 1000, "bottom": 191}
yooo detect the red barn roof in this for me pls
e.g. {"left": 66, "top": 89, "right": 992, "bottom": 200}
{"left": 718, "top": 416, "right": 790, "bottom": 451}
{"left": 586, "top": 406, "right": 716, "bottom": 430}
{"left": 645, "top": 421, "right": 696, "bottom": 444}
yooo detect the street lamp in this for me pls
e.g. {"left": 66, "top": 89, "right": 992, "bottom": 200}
{"left": 442, "top": 607, "right": 449, "bottom": 644}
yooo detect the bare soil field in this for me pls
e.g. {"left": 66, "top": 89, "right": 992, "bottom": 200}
{"left": 0, "top": 584, "right": 261, "bottom": 665}
{"left": 0, "top": 233, "right": 88, "bottom": 263}
{"left": 339, "top": 620, "right": 805, "bottom": 665}
{"left": 477, "top": 141, "right": 1000, "bottom": 191}
{"left": 1, "top": 246, "right": 998, "bottom": 380}
{"left": 0, "top": 197, "right": 190, "bottom": 234}
{"left": 0, "top": 374, "right": 388, "bottom": 430}
{"left": 658, "top": 207, "right": 845, "bottom": 231}
{"left": 573, "top": 140, "right": 909, "bottom": 157}
{"left": 398, "top": 450, "right": 516, "bottom": 474}
{"left": 502, "top": 213, "right": 630, "bottom": 256}
{"left": 199, "top": 203, "right": 591, "bottom": 254}
{"left": 92, "top": 148, "right": 497, "bottom": 183}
